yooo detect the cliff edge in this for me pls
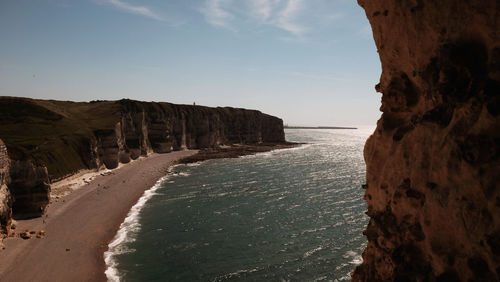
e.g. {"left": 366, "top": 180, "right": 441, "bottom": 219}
{"left": 0, "top": 98, "right": 285, "bottom": 224}
{"left": 354, "top": 0, "right": 500, "bottom": 281}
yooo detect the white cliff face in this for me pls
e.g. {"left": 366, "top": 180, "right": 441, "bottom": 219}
{"left": 353, "top": 0, "right": 500, "bottom": 281}
{"left": 0, "top": 98, "right": 286, "bottom": 222}
{"left": 0, "top": 139, "right": 12, "bottom": 236}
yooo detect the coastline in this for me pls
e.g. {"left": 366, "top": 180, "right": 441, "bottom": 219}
{"left": 104, "top": 173, "right": 172, "bottom": 281}
{"left": 104, "top": 142, "right": 299, "bottom": 281}
{"left": 0, "top": 143, "right": 297, "bottom": 281}
{"left": 177, "top": 142, "right": 299, "bottom": 164}
{"left": 0, "top": 150, "right": 197, "bottom": 282}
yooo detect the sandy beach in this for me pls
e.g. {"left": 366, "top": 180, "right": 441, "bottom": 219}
{"left": 0, "top": 150, "right": 196, "bottom": 282}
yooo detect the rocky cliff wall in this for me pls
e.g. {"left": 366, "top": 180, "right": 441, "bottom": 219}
{"left": 353, "top": 0, "right": 500, "bottom": 281}
{"left": 0, "top": 98, "right": 286, "bottom": 220}
{"left": 0, "top": 139, "right": 12, "bottom": 236}
{"left": 92, "top": 100, "right": 286, "bottom": 168}
{"left": 8, "top": 160, "right": 50, "bottom": 220}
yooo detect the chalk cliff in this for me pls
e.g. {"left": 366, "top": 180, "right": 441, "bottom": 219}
{"left": 354, "top": 0, "right": 500, "bottom": 281}
{"left": 0, "top": 98, "right": 285, "bottom": 223}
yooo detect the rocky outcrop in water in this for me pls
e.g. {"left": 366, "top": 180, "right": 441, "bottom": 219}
{"left": 353, "top": 0, "right": 500, "bottom": 281}
{"left": 0, "top": 98, "right": 286, "bottom": 222}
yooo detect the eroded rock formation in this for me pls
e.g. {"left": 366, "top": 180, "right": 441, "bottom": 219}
{"left": 354, "top": 0, "right": 500, "bottom": 281}
{"left": 8, "top": 160, "right": 50, "bottom": 220}
{"left": 0, "top": 98, "right": 285, "bottom": 224}
{"left": 0, "top": 139, "right": 12, "bottom": 237}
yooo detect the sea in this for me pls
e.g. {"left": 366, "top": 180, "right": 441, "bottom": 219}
{"left": 104, "top": 127, "right": 373, "bottom": 282}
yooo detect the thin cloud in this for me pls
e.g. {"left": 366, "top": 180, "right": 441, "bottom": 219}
{"left": 200, "top": 0, "right": 307, "bottom": 36}
{"left": 201, "top": 0, "right": 234, "bottom": 28}
{"left": 275, "top": 0, "right": 305, "bottom": 35}
{"left": 107, "top": 0, "right": 164, "bottom": 21}
{"left": 249, "top": 0, "right": 280, "bottom": 21}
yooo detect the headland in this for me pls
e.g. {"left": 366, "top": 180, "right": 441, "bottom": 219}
{"left": 0, "top": 97, "right": 295, "bottom": 281}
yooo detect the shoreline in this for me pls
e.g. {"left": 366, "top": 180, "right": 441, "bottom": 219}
{"left": 104, "top": 142, "right": 299, "bottom": 281}
{"left": 177, "top": 142, "right": 299, "bottom": 164}
{"left": 104, "top": 173, "right": 172, "bottom": 281}
{"left": 0, "top": 143, "right": 297, "bottom": 281}
{"left": 0, "top": 150, "right": 197, "bottom": 282}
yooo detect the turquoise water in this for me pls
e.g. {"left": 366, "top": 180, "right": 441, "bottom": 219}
{"left": 107, "top": 128, "right": 372, "bottom": 281}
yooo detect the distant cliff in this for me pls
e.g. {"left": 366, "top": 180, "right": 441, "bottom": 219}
{"left": 0, "top": 97, "right": 285, "bottom": 223}
{"left": 354, "top": 0, "right": 500, "bottom": 281}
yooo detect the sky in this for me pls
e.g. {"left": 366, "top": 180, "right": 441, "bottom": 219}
{"left": 0, "top": 0, "right": 381, "bottom": 127}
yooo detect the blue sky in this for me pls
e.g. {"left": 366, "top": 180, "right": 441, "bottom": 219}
{"left": 0, "top": 0, "right": 381, "bottom": 126}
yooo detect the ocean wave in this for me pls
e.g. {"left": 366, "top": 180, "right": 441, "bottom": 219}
{"left": 303, "top": 246, "right": 323, "bottom": 259}
{"left": 343, "top": 250, "right": 363, "bottom": 265}
{"left": 104, "top": 175, "right": 170, "bottom": 282}
{"left": 174, "top": 171, "right": 191, "bottom": 177}
{"left": 240, "top": 143, "right": 313, "bottom": 159}
{"left": 282, "top": 143, "right": 313, "bottom": 152}
{"left": 212, "top": 266, "right": 263, "bottom": 281}
{"left": 300, "top": 226, "right": 327, "bottom": 235}
{"left": 105, "top": 129, "right": 370, "bottom": 280}
{"left": 334, "top": 273, "right": 353, "bottom": 281}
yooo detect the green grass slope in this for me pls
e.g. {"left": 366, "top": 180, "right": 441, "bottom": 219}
{"left": 0, "top": 97, "right": 121, "bottom": 180}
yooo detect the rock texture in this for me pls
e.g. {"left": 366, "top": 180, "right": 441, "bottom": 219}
{"left": 0, "top": 98, "right": 285, "bottom": 221}
{"left": 354, "top": 0, "right": 500, "bottom": 281}
{"left": 0, "top": 139, "right": 13, "bottom": 237}
{"left": 8, "top": 160, "right": 50, "bottom": 219}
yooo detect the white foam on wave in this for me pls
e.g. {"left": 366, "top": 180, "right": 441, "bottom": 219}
{"left": 303, "top": 246, "right": 323, "bottom": 259}
{"left": 343, "top": 250, "right": 363, "bottom": 265}
{"left": 283, "top": 143, "right": 313, "bottom": 151}
{"left": 104, "top": 174, "right": 170, "bottom": 282}
{"left": 240, "top": 143, "right": 313, "bottom": 159}
{"left": 214, "top": 266, "right": 263, "bottom": 280}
